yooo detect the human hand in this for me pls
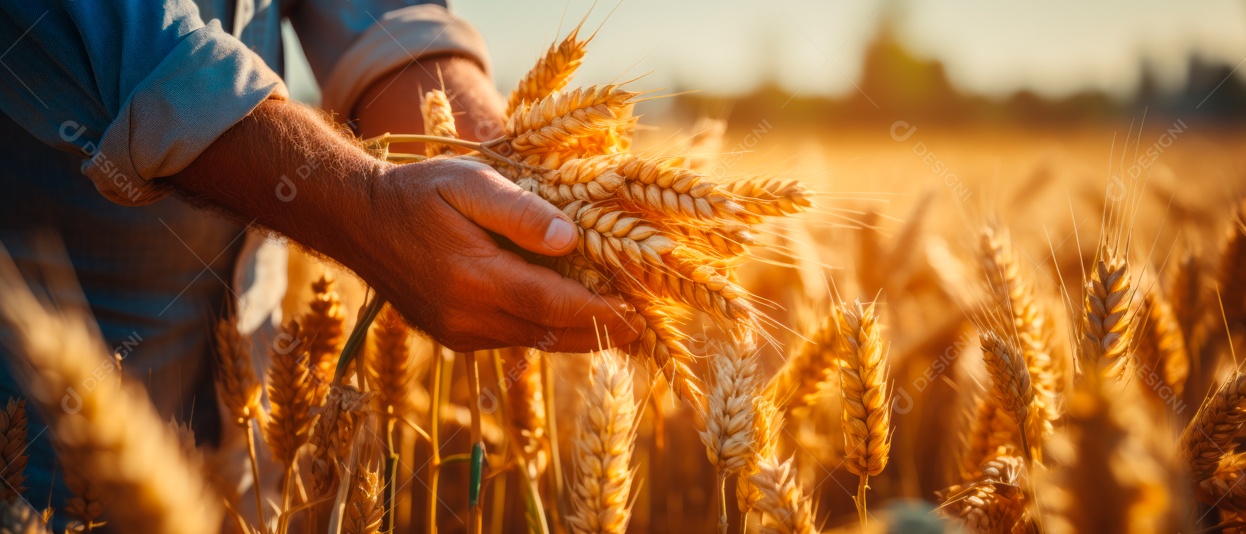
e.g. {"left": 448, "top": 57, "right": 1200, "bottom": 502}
{"left": 342, "top": 157, "right": 638, "bottom": 352}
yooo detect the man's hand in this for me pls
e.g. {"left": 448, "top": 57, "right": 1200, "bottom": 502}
{"left": 168, "top": 99, "right": 638, "bottom": 353}
{"left": 350, "top": 157, "right": 635, "bottom": 351}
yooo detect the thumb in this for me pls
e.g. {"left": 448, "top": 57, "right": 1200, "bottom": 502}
{"left": 440, "top": 162, "right": 578, "bottom": 256}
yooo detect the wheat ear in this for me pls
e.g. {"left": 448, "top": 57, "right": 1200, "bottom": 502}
{"left": 263, "top": 320, "right": 318, "bottom": 477}
{"left": 835, "top": 299, "right": 891, "bottom": 527}
{"left": 980, "top": 226, "right": 1057, "bottom": 438}
{"left": 1135, "top": 287, "right": 1190, "bottom": 401}
{"left": 506, "top": 26, "right": 589, "bottom": 116}
{"left": 500, "top": 347, "right": 549, "bottom": 481}
{"left": 937, "top": 455, "right": 1028, "bottom": 533}
{"left": 301, "top": 273, "right": 346, "bottom": 386}
{"left": 421, "top": 89, "right": 459, "bottom": 157}
{"left": 0, "top": 255, "right": 220, "bottom": 534}
{"left": 979, "top": 330, "right": 1038, "bottom": 462}
{"left": 1081, "top": 251, "right": 1134, "bottom": 381}
{"left": 748, "top": 454, "right": 815, "bottom": 534}
{"left": 699, "top": 338, "right": 761, "bottom": 534}
{"left": 342, "top": 454, "right": 384, "bottom": 534}
{"left": 763, "top": 314, "right": 838, "bottom": 410}
{"left": 1181, "top": 372, "right": 1246, "bottom": 488}
{"left": 567, "top": 351, "right": 638, "bottom": 534}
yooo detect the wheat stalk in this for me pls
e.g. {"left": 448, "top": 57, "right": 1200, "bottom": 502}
{"left": 0, "top": 398, "right": 27, "bottom": 502}
{"left": 567, "top": 351, "right": 637, "bottom": 534}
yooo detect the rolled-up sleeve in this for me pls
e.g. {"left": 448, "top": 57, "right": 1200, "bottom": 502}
{"left": 0, "top": 2, "right": 287, "bottom": 206}
{"left": 290, "top": 1, "right": 490, "bottom": 119}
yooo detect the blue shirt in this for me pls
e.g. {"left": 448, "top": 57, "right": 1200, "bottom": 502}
{"left": 0, "top": 0, "right": 488, "bottom": 522}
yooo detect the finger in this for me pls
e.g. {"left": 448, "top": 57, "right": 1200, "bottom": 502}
{"left": 439, "top": 163, "right": 578, "bottom": 256}
{"left": 485, "top": 250, "right": 631, "bottom": 329}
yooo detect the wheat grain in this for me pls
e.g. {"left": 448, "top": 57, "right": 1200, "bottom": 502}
{"left": 421, "top": 89, "right": 458, "bottom": 157}
{"left": 749, "top": 454, "right": 815, "bottom": 534}
{"left": 568, "top": 351, "right": 637, "bottom": 534}
{"left": 0, "top": 398, "right": 27, "bottom": 502}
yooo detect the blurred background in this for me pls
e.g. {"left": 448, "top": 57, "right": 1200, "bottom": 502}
{"left": 280, "top": 2, "right": 1246, "bottom": 530}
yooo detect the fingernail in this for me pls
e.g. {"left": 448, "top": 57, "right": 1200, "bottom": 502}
{"left": 544, "top": 217, "right": 576, "bottom": 250}
{"left": 606, "top": 297, "right": 634, "bottom": 313}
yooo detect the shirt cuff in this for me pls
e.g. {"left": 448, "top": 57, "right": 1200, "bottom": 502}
{"left": 84, "top": 20, "right": 288, "bottom": 206}
{"left": 319, "top": 4, "right": 491, "bottom": 120}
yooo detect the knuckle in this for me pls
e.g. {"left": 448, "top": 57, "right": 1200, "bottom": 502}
{"left": 510, "top": 191, "right": 549, "bottom": 234}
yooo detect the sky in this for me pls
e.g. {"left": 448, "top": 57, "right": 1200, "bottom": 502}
{"left": 282, "top": 0, "right": 1246, "bottom": 103}
{"left": 454, "top": 0, "right": 1246, "bottom": 99}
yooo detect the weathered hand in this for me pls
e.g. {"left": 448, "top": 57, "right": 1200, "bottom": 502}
{"left": 347, "top": 157, "right": 637, "bottom": 352}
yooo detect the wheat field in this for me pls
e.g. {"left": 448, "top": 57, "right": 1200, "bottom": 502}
{"left": 4, "top": 18, "right": 1246, "bottom": 534}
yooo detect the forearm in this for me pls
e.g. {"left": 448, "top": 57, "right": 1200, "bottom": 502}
{"left": 353, "top": 55, "right": 505, "bottom": 151}
{"left": 166, "top": 98, "right": 384, "bottom": 263}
